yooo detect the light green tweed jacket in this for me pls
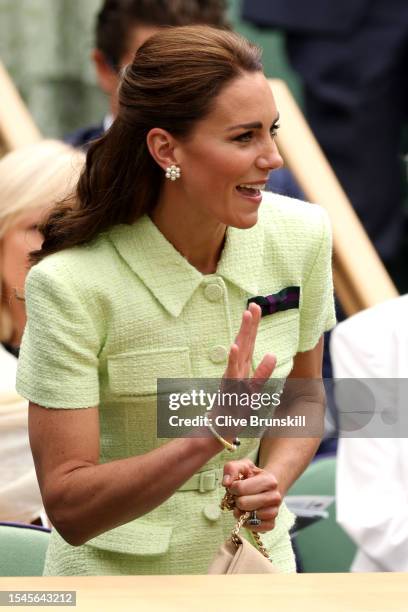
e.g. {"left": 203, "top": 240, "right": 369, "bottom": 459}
{"left": 17, "top": 192, "right": 336, "bottom": 576}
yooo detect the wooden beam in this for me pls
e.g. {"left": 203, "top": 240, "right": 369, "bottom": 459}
{"left": 0, "top": 61, "right": 42, "bottom": 152}
{"left": 269, "top": 78, "right": 398, "bottom": 316}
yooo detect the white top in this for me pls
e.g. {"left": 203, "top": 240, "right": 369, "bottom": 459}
{"left": 0, "top": 343, "right": 18, "bottom": 392}
{"left": 0, "top": 344, "right": 44, "bottom": 523}
{"left": 331, "top": 296, "right": 408, "bottom": 572}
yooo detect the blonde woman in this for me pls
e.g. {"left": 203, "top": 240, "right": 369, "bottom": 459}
{"left": 0, "top": 140, "right": 84, "bottom": 523}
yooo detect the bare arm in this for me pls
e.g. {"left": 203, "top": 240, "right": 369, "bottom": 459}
{"left": 30, "top": 303, "right": 274, "bottom": 546}
{"left": 29, "top": 403, "right": 221, "bottom": 546}
{"left": 218, "top": 339, "right": 325, "bottom": 534}
{"left": 258, "top": 336, "right": 325, "bottom": 497}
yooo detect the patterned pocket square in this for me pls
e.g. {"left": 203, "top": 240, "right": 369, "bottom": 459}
{"left": 247, "top": 286, "right": 300, "bottom": 317}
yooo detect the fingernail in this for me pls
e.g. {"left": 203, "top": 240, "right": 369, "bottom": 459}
{"left": 223, "top": 475, "right": 231, "bottom": 486}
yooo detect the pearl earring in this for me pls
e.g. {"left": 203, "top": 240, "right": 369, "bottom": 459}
{"left": 165, "top": 164, "right": 181, "bottom": 181}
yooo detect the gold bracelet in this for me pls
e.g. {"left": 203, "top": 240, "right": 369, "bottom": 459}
{"left": 205, "top": 417, "right": 240, "bottom": 452}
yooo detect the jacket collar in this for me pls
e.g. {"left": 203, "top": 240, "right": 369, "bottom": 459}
{"left": 108, "top": 215, "right": 264, "bottom": 317}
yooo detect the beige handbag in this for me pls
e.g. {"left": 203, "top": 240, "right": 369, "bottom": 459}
{"left": 208, "top": 486, "right": 279, "bottom": 574}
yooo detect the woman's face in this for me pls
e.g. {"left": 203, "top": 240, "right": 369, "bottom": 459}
{"left": 174, "top": 71, "right": 283, "bottom": 229}
{"left": 1, "top": 208, "right": 45, "bottom": 295}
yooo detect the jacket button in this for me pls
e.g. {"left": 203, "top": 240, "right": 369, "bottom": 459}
{"left": 203, "top": 503, "right": 222, "bottom": 522}
{"left": 209, "top": 345, "right": 228, "bottom": 364}
{"left": 204, "top": 283, "right": 223, "bottom": 302}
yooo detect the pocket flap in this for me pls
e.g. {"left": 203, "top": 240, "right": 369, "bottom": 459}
{"left": 253, "top": 310, "right": 299, "bottom": 378}
{"left": 108, "top": 347, "right": 192, "bottom": 396}
{"left": 86, "top": 520, "right": 173, "bottom": 556}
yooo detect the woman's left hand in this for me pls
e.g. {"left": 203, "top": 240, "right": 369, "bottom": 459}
{"left": 222, "top": 458, "right": 282, "bottom": 533}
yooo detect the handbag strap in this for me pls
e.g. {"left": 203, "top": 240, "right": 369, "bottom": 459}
{"left": 231, "top": 512, "right": 270, "bottom": 559}
{"left": 221, "top": 481, "right": 271, "bottom": 560}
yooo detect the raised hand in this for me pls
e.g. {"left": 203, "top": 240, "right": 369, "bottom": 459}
{"left": 224, "top": 302, "right": 276, "bottom": 382}
{"left": 219, "top": 304, "right": 281, "bottom": 533}
{"left": 210, "top": 303, "right": 277, "bottom": 439}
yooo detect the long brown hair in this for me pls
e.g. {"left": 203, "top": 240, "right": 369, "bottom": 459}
{"left": 32, "top": 26, "right": 262, "bottom": 264}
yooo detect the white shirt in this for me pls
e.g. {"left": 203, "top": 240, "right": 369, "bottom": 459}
{"left": 331, "top": 296, "right": 408, "bottom": 571}
{"left": 0, "top": 344, "right": 44, "bottom": 523}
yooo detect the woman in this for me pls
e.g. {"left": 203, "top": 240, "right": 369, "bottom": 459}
{"left": 0, "top": 140, "right": 84, "bottom": 523}
{"left": 16, "top": 27, "right": 335, "bottom": 574}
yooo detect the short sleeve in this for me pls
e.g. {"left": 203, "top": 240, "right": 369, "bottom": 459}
{"left": 298, "top": 208, "right": 336, "bottom": 352}
{"left": 16, "top": 263, "right": 101, "bottom": 409}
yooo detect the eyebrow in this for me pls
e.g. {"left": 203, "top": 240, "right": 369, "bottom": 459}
{"left": 226, "top": 114, "right": 280, "bottom": 132}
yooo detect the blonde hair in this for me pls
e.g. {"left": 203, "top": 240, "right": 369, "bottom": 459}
{"left": 0, "top": 140, "right": 85, "bottom": 342}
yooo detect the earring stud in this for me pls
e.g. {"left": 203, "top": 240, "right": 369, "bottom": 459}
{"left": 165, "top": 164, "right": 181, "bottom": 181}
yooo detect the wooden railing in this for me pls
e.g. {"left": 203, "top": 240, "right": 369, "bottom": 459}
{"left": 0, "top": 61, "right": 41, "bottom": 154}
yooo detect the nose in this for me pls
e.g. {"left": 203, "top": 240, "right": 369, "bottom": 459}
{"left": 256, "top": 139, "right": 283, "bottom": 172}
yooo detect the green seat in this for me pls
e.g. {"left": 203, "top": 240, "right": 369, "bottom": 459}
{"left": 0, "top": 524, "right": 50, "bottom": 576}
{"left": 288, "top": 457, "right": 356, "bottom": 572}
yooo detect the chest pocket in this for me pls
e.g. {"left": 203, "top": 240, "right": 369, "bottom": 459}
{"left": 107, "top": 347, "right": 192, "bottom": 397}
{"left": 252, "top": 310, "right": 300, "bottom": 379}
